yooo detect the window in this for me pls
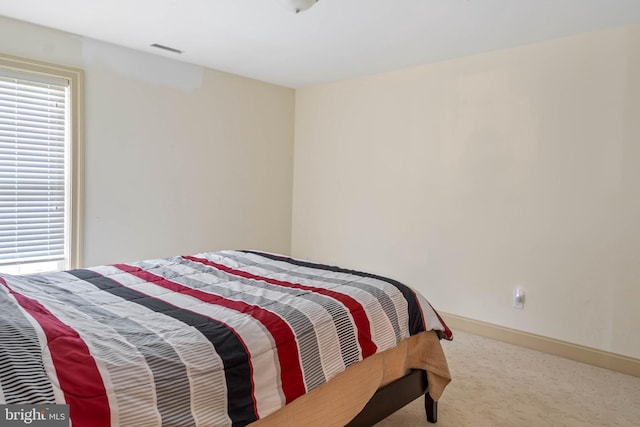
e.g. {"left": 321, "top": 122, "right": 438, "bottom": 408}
{"left": 0, "top": 54, "right": 82, "bottom": 274}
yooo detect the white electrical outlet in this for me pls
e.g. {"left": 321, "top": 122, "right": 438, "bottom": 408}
{"left": 513, "top": 288, "right": 525, "bottom": 309}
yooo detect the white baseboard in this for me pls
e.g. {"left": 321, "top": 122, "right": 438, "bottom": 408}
{"left": 440, "top": 312, "right": 640, "bottom": 378}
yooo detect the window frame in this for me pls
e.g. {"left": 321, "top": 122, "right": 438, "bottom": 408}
{"left": 0, "top": 53, "right": 83, "bottom": 270}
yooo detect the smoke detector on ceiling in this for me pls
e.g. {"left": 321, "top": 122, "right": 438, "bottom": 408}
{"left": 279, "top": 0, "right": 320, "bottom": 13}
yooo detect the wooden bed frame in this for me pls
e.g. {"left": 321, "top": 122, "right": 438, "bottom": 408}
{"left": 346, "top": 369, "right": 437, "bottom": 426}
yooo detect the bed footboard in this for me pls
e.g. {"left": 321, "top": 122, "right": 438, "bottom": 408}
{"left": 345, "top": 369, "right": 437, "bottom": 426}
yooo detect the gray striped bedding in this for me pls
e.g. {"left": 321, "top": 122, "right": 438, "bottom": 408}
{"left": 0, "top": 250, "right": 452, "bottom": 426}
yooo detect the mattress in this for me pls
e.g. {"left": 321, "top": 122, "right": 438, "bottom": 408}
{"left": 0, "top": 250, "right": 452, "bottom": 426}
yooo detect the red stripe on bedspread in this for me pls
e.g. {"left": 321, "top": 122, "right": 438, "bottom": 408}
{"left": 0, "top": 278, "right": 110, "bottom": 427}
{"left": 183, "top": 255, "right": 378, "bottom": 359}
{"left": 114, "top": 263, "right": 306, "bottom": 405}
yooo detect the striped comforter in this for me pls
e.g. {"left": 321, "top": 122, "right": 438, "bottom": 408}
{"left": 0, "top": 250, "right": 452, "bottom": 427}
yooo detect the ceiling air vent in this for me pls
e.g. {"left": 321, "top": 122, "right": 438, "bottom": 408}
{"left": 150, "top": 43, "right": 183, "bottom": 54}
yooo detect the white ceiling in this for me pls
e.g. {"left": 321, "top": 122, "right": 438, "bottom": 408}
{"left": 1, "top": 0, "right": 640, "bottom": 88}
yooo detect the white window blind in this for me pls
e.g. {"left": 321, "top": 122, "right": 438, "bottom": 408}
{"left": 0, "top": 69, "right": 69, "bottom": 267}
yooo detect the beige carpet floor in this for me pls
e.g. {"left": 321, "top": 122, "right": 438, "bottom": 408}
{"left": 374, "top": 329, "right": 640, "bottom": 427}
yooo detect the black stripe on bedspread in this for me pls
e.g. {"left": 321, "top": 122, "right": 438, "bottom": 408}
{"left": 67, "top": 269, "right": 257, "bottom": 427}
{"left": 176, "top": 255, "right": 363, "bottom": 380}
{"left": 240, "top": 251, "right": 427, "bottom": 337}
{"left": 157, "top": 258, "right": 327, "bottom": 391}
{"left": 27, "top": 273, "right": 196, "bottom": 427}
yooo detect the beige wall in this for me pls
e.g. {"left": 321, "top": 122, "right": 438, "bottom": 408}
{"left": 0, "top": 16, "right": 295, "bottom": 266}
{"left": 292, "top": 25, "right": 640, "bottom": 359}
{"left": 3, "top": 15, "right": 639, "bottom": 360}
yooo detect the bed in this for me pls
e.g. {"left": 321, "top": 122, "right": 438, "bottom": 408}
{"left": 0, "top": 250, "right": 452, "bottom": 426}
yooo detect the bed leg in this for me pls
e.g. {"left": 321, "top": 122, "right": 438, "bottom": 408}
{"left": 425, "top": 393, "right": 438, "bottom": 423}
